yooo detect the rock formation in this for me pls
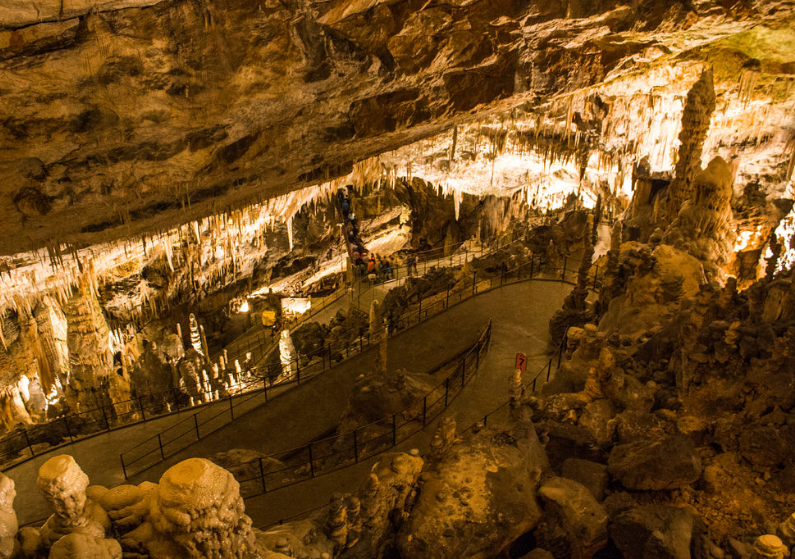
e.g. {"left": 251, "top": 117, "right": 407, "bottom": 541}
{"left": 665, "top": 68, "right": 717, "bottom": 225}
{"left": 123, "top": 458, "right": 255, "bottom": 558}
{"left": 397, "top": 419, "right": 548, "bottom": 559}
{"left": 36, "top": 455, "right": 111, "bottom": 551}
{"left": 0, "top": 474, "right": 18, "bottom": 559}
{"left": 64, "top": 276, "right": 131, "bottom": 420}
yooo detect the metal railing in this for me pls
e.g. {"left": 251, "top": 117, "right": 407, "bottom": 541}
{"left": 255, "top": 321, "right": 572, "bottom": 532}
{"left": 173, "top": 322, "right": 490, "bottom": 499}
{"left": 119, "top": 254, "right": 602, "bottom": 478}
{"left": 0, "top": 242, "right": 498, "bottom": 472}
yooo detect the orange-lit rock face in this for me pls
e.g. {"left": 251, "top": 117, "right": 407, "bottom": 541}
{"left": 0, "top": 0, "right": 792, "bottom": 255}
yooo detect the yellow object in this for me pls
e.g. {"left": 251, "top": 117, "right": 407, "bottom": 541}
{"left": 261, "top": 310, "right": 277, "bottom": 326}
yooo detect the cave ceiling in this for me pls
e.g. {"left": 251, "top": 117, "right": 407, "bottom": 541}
{"left": 0, "top": 0, "right": 794, "bottom": 259}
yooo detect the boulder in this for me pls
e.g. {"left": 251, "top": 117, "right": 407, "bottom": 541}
{"left": 614, "top": 410, "right": 666, "bottom": 444}
{"left": 738, "top": 425, "right": 795, "bottom": 467}
{"left": 608, "top": 436, "right": 701, "bottom": 490}
{"left": 560, "top": 459, "right": 609, "bottom": 501}
{"left": 536, "top": 477, "right": 608, "bottom": 559}
{"left": 577, "top": 399, "right": 617, "bottom": 447}
{"left": 610, "top": 505, "right": 695, "bottom": 559}
{"left": 397, "top": 420, "right": 548, "bottom": 559}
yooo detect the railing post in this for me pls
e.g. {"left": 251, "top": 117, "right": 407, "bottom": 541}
{"left": 418, "top": 298, "right": 422, "bottom": 322}
{"left": 547, "top": 360, "right": 552, "bottom": 381}
{"left": 263, "top": 384, "right": 268, "bottom": 403}
{"left": 392, "top": 414, "right": 397, "bottom": 445}
{"left": 22, "top": 429, "right": 34, "bottom": 457}
{"left": 472, "top": 272, "right": 477, "bottom": 295}
{"left": 296, "top": 360, "right": 301, "bottom": 384}
{"left": 532, "top": 377, "right": 537, "bottom": 392}
{"left": 561, "top": 256, "right": 567, "bottom": 280}
{"left": 157, "top": 434, "right": 165, "bottom": 460}
{"left": 308, "top": 444, "right": 315, "bottom": 477}
{"left": 353, "top": 429, "right": 359, "bottom": 462}
{"left": 327, "top": 344, "right": 332, "bottom": 367}
{"left": 229, "top": 395, "right": 234, "bottom": 420}
{"left": 63, "top": 416, "right": 73, "bottom": 442}
{"left": 258, "top": 457, "right": 267, "bottom": 492}
{"left": 193, "top": 414, "right": 200, "bottom": 440}
{"left": 120, "top": 454, "right": 127, "bottom": 480}
{"left": 101, "top": 404, "right": 111, "bottom": 431}
{"left": 138, "top": 396, "right": 146, "bottom": 421}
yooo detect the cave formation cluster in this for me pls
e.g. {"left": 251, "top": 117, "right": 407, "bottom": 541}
{"left": 1, "top": 0, "right": 795, "bottom": 558}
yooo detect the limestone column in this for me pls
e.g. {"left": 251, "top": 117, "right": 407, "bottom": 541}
{"left": 666, "top": 68, "right": 716, "bottom": 223}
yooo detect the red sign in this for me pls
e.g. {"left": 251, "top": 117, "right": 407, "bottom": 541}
{"left": 515, "top": 352, "right": 527, "bottom": 373}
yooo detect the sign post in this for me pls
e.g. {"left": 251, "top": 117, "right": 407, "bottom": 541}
{"left": 515, "top": 352, "right": 527, "bottom": 374}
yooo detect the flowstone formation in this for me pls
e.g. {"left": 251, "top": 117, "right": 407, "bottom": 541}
{"left": 123, "top": 458, "right": 256, "bottom": 558}
{"left": 663, "top": 157, "right": 737, "bottom": 280}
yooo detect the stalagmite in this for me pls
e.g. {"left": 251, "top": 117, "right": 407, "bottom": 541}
{"left": 0, "top": 474, "right": 18, "bottom": 559}
{"left": 323, "top": 493, "right": 348, "bottom": 551}
{"left": 666, "top": 68, "right": 716, "bottom": 224}
{"left": 36, "top": 455, "right": 110, "bottom": 550}
{"left": 753, "top": 535, "right": 787, "bottom": 559}
{"left": 199, "top": 325, "right": 210, "bottom": 360}
{"left": 189, "top": 314, "right": 203, "bottom": 355}
{"left": 279, "top": 329, "right": 297, "bottom": 379}
{"left": 598, "top": 220, "right": 623, "bottom": 315}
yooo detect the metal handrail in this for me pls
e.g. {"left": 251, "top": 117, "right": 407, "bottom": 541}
{"left": 255, "top": 322, "right": 571, "bottom": 532}
{"left": 118, "top": 253, "right": 600, "bottom": 478}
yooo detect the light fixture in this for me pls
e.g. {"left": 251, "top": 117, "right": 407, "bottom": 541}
{"left": 239, "top": 300, "right": 250, "bottom": 313}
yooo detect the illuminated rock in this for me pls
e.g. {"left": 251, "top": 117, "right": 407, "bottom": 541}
{"left": 36, "top": 455, "right": 110, "bottom": 549}
{"left": 123, "top": 458, "right": 255, "bottom": 558}
{"left": 0, "top": 474, "right": 18, "bottom": 559}
{"left": 278, "top": 329, "right": 297, "bottom": 380}
{"left": 48, "top": 533, "right": 122, "bottom": 559}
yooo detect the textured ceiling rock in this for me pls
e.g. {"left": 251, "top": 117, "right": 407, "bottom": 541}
{"left": 0, "top": 0, "right": 165, "bottom": 29}
{"left": 0, "top": 0, "right": 793, "bottom": 255}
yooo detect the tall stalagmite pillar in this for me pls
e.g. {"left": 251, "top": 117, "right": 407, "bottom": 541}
{"left": 65, "top": 274, "right": 131, "bottom": 420}
{"left": 666, "top": 68, "right": 716, "bottom": 223}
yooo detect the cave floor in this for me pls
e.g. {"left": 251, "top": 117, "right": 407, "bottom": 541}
{"left": 7, "top": 279, "right": 569, "bottom": 526}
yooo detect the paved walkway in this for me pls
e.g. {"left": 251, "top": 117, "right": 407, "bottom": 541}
{"left": 241, "top": 280, "right": 569, "bottom": 527}
{"left": 7, "top": 278, "right": 570, "bottom": 526}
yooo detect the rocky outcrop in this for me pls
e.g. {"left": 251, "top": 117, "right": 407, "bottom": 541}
{"left": 535, "top": 477, "right": 609, "bottom": 559}
{"left": 397, "top": 420, "right": 548, "bottom": 559}
{"left": 607, "top": 435, "right": 702, "bottom": 491}
{"left": 610, "top": 505, "right": 697, "bottom": 559}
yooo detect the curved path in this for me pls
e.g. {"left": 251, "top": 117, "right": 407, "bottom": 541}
{"left": 7, "top": 279, "right": 570, "bottom": 525}
{"left": 243, "top": 280, "right": 570, "bottom": 527}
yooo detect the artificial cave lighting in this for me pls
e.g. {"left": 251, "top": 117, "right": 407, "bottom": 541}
{"left": 1, "top": 2, "right": 795, "bottom": 558}
{"left": 281, "top": 297, "right": 311, "bottom": 318}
